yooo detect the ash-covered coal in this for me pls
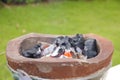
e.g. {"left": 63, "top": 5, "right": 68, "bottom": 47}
{"left": 21, "top": 34, "right": 98, "bottom": 59}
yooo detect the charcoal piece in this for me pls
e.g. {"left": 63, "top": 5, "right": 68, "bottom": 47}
{"left": 58, "top": 46, "right": 65, "bottom": 55}
{"left": 54, "top": 36, "right": 72, "bottom": 49}
{"left": 50, "top": 47, "right": 60, "bottom": 57}
{"left": 84, "top": 38, "right": 97, "bottom": 51}
{"left": 71, "top": 34, "right": 85, "bottom": 49}
{"left": 51, "top": 46, "right": 65, "bottom": 57}
{"left": 83, "top": 38, "right": 98, "bottom": 58}
{"left": 43, "top": 44, "right": 56, "bottom": 56}
{"left": 56, "top": 47, "right": 65, "bottom": 57}
{"left": 75, "top": 47, "right": 82, "bottom": 53}
{"left": 53, "top": 36, "right": 64, "bottom": 46}
{"left": 82, "top": 50, "right": 98, "bottom": 59}
{"left": 60, "top": 36, "right": 71, "bottom": 49}
{"left": 22, "top": 44, "right": 42, "bottom": 58}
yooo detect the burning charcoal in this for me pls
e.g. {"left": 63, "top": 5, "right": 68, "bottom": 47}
{"left": 83, "top": 38, "right": 98, "bottom": 59}
{"left": 50, "top": 46, "right": 65, "bottom": 57}
{"left": 63, "top": 50, "right": 72, "bottom": 58}
{"left": 42, "top": 44, "right": 56, "bottom": 56}
{"left": 70, "top": 47, "right": 85, "bottom": 59}
{"left": 75, "top": 47, "right": 84, "bottom": 59}
{"left": 67, "top": 48, "right": 77, "bottom": 58}
{"left": 22, "top": 44, "right": 42, "bottom": 58}
{"left": 21, "top": 34, "right": 98, "bottom": 59}
{"left": 71, "top": 34, "right": 85, "bottom": 50}
{"left": 50, "top": 47, "right": 61, "bottom": 57}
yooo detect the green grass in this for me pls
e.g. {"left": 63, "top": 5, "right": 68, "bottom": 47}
{"left": 0, "top": 1, "right": 120, "bottom": 80}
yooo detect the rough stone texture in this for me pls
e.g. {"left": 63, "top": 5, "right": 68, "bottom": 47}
{"left": 6, "top": 33, "right": 114, "bottom": 79}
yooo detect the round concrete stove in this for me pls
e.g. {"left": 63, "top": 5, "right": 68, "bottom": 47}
{"left": 6, "top": 33, "right": 114, "bottom": 80}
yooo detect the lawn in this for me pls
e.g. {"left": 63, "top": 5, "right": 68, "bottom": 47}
{"left": 0, "top": 0, "right": 120, "bottom": 80}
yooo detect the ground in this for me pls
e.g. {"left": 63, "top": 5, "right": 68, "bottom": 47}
{"left": 0, "top": 0, "right": 120, "bottom": 80}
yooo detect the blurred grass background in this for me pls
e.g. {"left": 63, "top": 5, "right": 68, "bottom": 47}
{"left": 0, "top": 0, "right": 120, "bottom": 80}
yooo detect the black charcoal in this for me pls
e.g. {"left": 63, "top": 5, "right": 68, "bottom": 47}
{"left": 82, "top": 50, "right": 98, "bottom": 59}
{"left": 84, "top": 38, "right": 97, "bottom": 51}
{"left": 53, "top": 36, "right": 64, "bottom": 46}
{"left": 22, "top": 44, "right": 42, "bottom": 58}
{"left": 54, "top": 36, "right": 71, "bottom": 49}
{"left": 71, "top": 34, "right": 85, "bottom": 50}
{"left": 83, "top": 38, "right": 98, "bottom": 59}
